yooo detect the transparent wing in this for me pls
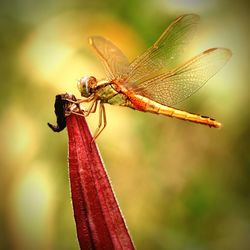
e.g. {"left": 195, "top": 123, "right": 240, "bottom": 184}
{"left": 132, "top": 48, "right": 232, "bottom": 106}
{"left": 126, "top": 14, "right": 200, "bottom": 86}
{"left": 89, "top": 36, "right": 130, "bottom": 80}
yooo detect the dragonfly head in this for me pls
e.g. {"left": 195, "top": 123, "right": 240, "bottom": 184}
{"left": 77, "top": 76, "right": 97, "bottom": 97}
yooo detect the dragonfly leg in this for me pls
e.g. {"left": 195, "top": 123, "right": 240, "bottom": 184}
{"left": 71, "top": 95, "right": 95, "bottom": 103}
{"left": 84, "top": 99, "right": 98, "bottom": 117}
{"left": 75, "top": 96, "right": 96, "bottom": 104}
{"left": 69, "top": 110, "right": 86, "bottom": 117}
{"left": 65, "top": 97, "right": 99, "bottom": 118}
{"left": 92, "top": 103, "right": 107, "bottom": 140}
{"left": 64, "top": 102, "right": 85, "bottom": 116}
{"left": 67, "top": 96, "right": 98, "bottom": 116}
{"left": 64, "top": 95, "right": 95, "bottom": 107}
{"left": 90, "top": 99, "right": 98, "bottom": 113}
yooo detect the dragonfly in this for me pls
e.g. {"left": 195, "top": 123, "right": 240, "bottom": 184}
{"left": 71, "top": 14, "right": 232, "bottom": 139}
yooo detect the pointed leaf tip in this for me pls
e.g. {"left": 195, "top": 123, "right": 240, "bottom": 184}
{"left": 66, "top": 114, "right": 135, "bottom": 250}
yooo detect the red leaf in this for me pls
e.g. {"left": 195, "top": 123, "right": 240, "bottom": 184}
{"left": 66, "top": 114, "right": 135, "bottom": 250}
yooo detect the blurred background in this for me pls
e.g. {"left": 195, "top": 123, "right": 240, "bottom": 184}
{"left": 0, "top": 0, "right": 249, "bottom": 249}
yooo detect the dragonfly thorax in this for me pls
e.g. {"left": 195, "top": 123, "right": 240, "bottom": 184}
{"left": 78, "top": 76, "right": 97, "bottom": 97}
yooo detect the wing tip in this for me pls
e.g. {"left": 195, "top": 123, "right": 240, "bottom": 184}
{"left": 179, "top": 13, "right": 200, "bottom": 22}
{"left": 88, "top": 36, "right": 108, "bottom": 46}
{"left": 223, "top": 48, "right": 233, "bottom": 58}
{"left": 203, "top": 47, "right": 232, "bottom": 58}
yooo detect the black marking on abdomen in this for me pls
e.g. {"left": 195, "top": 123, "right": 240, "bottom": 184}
{"left": 201, "top": 115, "right": 215, "bottom": 120}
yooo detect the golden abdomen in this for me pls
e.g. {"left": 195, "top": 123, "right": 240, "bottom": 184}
{"left": 127, "top": 94, "right": 221, "bottom": 128}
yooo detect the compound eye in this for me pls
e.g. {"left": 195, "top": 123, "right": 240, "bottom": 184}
{"left": 88, "top": 76, "right": 98, "bottom": 87}
{"left": 77, "top": 76, "right": 91, "bottom": 97}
